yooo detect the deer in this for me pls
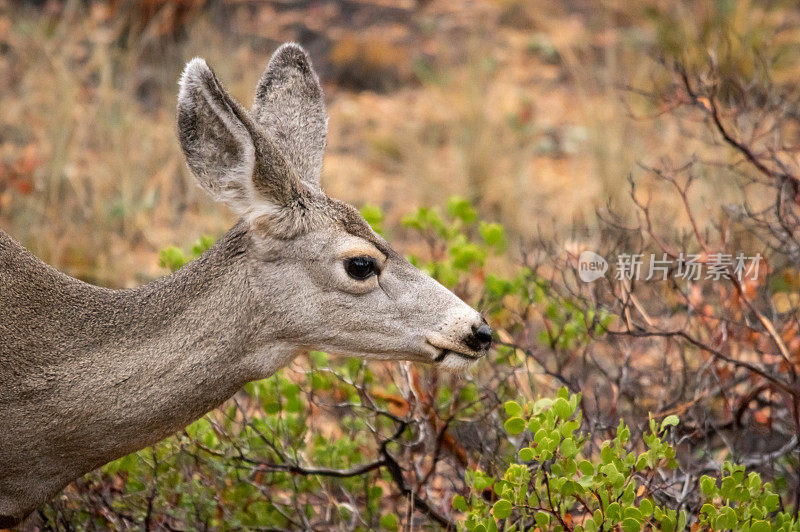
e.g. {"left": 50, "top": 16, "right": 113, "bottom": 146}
{"left": 0, "top": 43, "right": 492, "bottom": 527}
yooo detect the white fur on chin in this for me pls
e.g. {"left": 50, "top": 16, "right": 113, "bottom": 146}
{"left": 437, "top": 353, "right": 478, "bottom": 374}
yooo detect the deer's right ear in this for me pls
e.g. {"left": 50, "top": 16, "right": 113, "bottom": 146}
{"left": 177, "top": 58, "right": 301, "bottom": 222}
{"left": 252, "top": 43, "right": 327, "bottom": 192}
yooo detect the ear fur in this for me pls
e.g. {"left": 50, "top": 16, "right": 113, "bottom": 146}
{"left": 177, "top": 58, "right": 264, "bottom": 218}
{"left": 177, "top": 57, "right": 313, "bottom": 229}
{"left": 252, "top": 43, "right": 327, "bottom": 190}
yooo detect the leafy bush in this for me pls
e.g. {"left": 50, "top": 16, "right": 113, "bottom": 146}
{"left": 458, "top": 389, "right": 799, "bottom": 532}
{"left": 698, "top": 464, "right": 797, "bottom": 532}
{"left": 459, "top": 388, "right": 684, "bottom": 532}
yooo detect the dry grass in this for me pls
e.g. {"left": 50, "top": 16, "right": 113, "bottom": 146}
{"left": 1, "top": 0, "right": 798, "bottom": 285}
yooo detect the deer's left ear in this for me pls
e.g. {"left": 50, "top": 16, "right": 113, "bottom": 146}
{"left": 177, "top": 57, "right": 316, "bottom": 237}
{"left": 252, "top": 43, "right": 327, "bottom": 192}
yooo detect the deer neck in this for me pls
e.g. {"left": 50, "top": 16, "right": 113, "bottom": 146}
{"left": 91, "top": 222, "right": 294, "bottom": 436}
{"left": 1, "top": 222, "right": 300, "bottom": 521}
{"left": 7, "top": 223, "right": 294, "bottom": 469}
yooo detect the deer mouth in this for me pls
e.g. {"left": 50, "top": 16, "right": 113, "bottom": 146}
{"left": 433, "top": 349, "right": 484, "bottom": 363}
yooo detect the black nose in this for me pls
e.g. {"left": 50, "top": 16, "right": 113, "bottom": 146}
{"left": 466, "top": 323, "right": 493, "bottom": 351}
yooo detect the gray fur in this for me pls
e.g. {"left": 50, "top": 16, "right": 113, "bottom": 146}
{"left": 252, "top": 43, "right": 327, "bottom": 190}
{"left": 0, "top": 44, "right": 488, "bottom": 526}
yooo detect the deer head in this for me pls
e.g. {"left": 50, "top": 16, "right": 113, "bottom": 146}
{"left": 176, "top": 44, "right": 492, "bottom": 372}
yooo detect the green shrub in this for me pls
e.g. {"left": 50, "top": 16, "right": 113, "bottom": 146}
{"left": 697, "top": 463, "right": 797, "bottom": 532}
{"left": 457, "top": 387, "right": 687, "bottom": 532}
{"left": 456, "top": 388, "right": 799, "bottom": 531}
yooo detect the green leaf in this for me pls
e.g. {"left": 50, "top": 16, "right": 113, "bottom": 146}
{"left": 621, "top": 517, "right": 642, "bottom": 532}
{"left": 369, "top": 486, "right": 383, "bottom": 501}
{"left": 190, "top": 235, "right": 215, "bottom": 256}
{"left": 553, "top": 397, "right": 572, "bottom": 420}
{"left": 452, "top": 495, "right": 468, "bottom": 512}
{"left": 533, "top": 397, "right": 553, "bottom": 413}
{"left": 720, "top": 507, "right": 737, "bottom": 528}
{"left": 751, "top": 520, "right": 771, "bottom": 532}
{"left": 380, "top": 513, "right": 399, "bottom": 531}
{"left": 492, "top": 499, "right": 513, "bottom": 519}
{"left": 700, "top": 503, "right": 716, "bottom": 517}
{"left": 700, "top": 475, "right": 716, "bottom": 496}
{"left": 309, "top": 350, "right": 328, "bottom": 366}
{"left": 159, "top": 246, "right": 187, "bottom": 271}
{"left": 285, "top": 395, "right": 303, "bottom": 413}
{"left": 600, "top": 444, "right": 615, "bottom": 464}
{"left": 606, "top": 502, "right": 621, "bottom": 521}
{"left": 360, "top": 204, "right": 385, "bottom": 234}
{"left": 748, "top": 471, "right": 763, "bottom": 493}
{"left": 447, "top": 196, "right": 478, "bottom": 224}
{"left": 765, "top": 492, "right": 780, "bottom": 512}
{"left": 578, "top": 460, "right": 594, "bottom": 476}
{"left": 560, "top": 419, "right": 580, "bottom": 437}
{"left": 504, "top": 401, "right": 523, "bottom": 417}
{"left": 472, "top": 471, "right": 494, "bottom": 491}
{"left": 559, "top": 479, "right": 577, "bottom": 497}
{"left": 624, "top": 507, "right": 642, "bottom": 520}
{"left": 493, "top": 480, "right": 509, "bottom": 497}
{"left": 504, "top": 417, "right": 526, "bottom": 435}
{"left": 660, "top": 415, "right": 679, "bottom": 432}
{"left": 450, "top": 240, "right": 487, "bottom": 270}
{"left": 479, "top": 221, "right": 507, "bottom": 251}
{"left": 560, "top": 437, "right": 578, "bottom": 458}
{"left": 485, "top": 274, "right": 513, "bottom": 298}
{"left": 518, "top": 447, "right": 534, "bottom": 461}
{"left": 639, "top": 498, "right": 654, "bottom": 517}
{"left": 677, "top": 510, "right": 688, "bottom": 531}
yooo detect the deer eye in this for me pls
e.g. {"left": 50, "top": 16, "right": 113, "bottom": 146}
{"left": 345, "top": 256, "right": 378, "bottom": 280}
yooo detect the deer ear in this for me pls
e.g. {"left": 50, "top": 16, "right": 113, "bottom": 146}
{"left": 177, "top": 58, "right": 264, "bottom": 217}
{"left": 252, "top": 43, "right": 327, "bottom": 191}
{"left": 177, "top": 57, "right": 321, "bottom": 237}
